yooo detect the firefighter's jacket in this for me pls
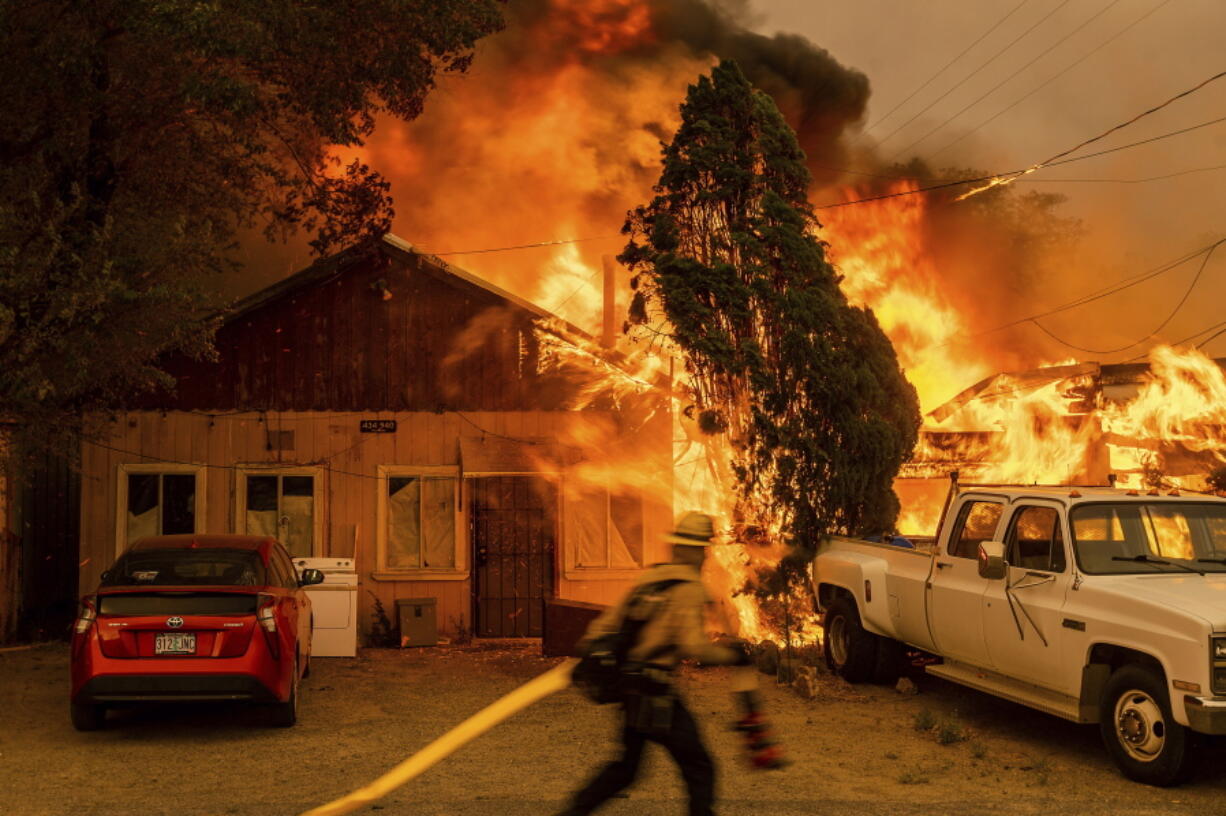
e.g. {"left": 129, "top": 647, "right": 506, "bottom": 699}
{"left": 578, "top": 562, "right": 740, "bottom": 670}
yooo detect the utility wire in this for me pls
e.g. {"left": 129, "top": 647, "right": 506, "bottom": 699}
{"left": 929, "top": 0, "right": 1175, "bottom": 160}
{"left": 425, "top": 235, "right": 619, "bottom": 257}
{"left": 1122, "top": 318, "right": 1226, "bottom": 362}
{"left": 1196, "top": 324, "right": 1226, "bottom": 352}
{"left": 860, "top": 0, "right": 1030, "bottom": 135}
{"left": 816, "top": 113, "right": 1226, "bottom": 209}
{"left": 1028, "top": 242, "right": 1220, "bottom": 354}
{"left": 547, "top": 267, "right": 603, "bottom": 314}
{"left": 891, "top": 0, "right": 1122, "bottom": 160}
{"left": 812, "top": 161, "right": 1226, "bottom": 185}
{"left": 956, "top": 68, "right": 1226, "bottom": 200}
{"left": 934, "top": 236, "right": 1226, "bottom": 347}
{"left": 873, "top": 0, "right": 1071, "bottom": 148}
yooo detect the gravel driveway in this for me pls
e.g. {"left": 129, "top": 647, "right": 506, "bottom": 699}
{"left": 3, "top": 641, "right": 1224, "bottom": 815}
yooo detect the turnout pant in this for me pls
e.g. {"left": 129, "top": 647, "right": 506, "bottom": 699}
{"left": 566, "top": 695, "right": 715, "bottom": 816}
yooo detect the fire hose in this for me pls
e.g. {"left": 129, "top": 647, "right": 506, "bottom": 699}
{"left": 298, "top": 659, "right": 784, "bottom": 816}
{"left": 298, "top": 659, "right": 578, "bottom": 816}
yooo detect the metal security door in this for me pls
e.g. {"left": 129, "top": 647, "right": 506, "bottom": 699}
{"left": 471, "top": 476, "right": 556, "bottom": 638}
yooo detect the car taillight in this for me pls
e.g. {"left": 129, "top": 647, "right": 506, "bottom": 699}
{"left": 257, "top": 594, "right": 280, "bottom": 658}
{"left": 74, "top": 598, "right": 96, "bottom": 635}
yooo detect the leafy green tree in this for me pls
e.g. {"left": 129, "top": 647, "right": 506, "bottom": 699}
{"left": 621, "top": 60, "right": 920, "bottom": 597}
{"left": 0, "top": 0, "right": 503, "bottom": 445}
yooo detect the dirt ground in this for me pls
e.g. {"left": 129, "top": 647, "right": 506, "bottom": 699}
{"left": 3, "top": 642, "right": 1226, "bottom": 816}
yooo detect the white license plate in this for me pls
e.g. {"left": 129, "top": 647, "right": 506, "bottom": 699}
{"left": 155, "top": 633, "right": 197, "bottom": 655}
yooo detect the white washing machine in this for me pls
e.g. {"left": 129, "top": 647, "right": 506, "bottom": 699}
{"left": 295, "top": 557, "right": 359, "bottom": 657}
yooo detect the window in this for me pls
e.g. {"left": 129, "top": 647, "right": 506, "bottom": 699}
{"left": 116, "top": 465, "right": 204, "bottom": 554}
{"left": 102, "top": 548, "right": 265, "bottom": 587}
{"left": 376, "top": 467, "right": 461, "bottom": 573}
{"left": 949, "top": 500, "right": 1003, "bottom": 559}
{"left": 1071, "top": 502, "right": 1226, "bottom": 574}
{"left": 268, "top": 546, "right": 299, "bottom": 589}
{"left": 568, "top": 486, "right": 644, "bottom": 569}
{"left": 1005, "top": 506, "right": 1066, "bottom": 573}
{"left": 236, "top": 469, "right": 320, "bottom": 558}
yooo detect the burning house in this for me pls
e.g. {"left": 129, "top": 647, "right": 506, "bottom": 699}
{"left": 75, "top": 234, "right": 674, "bottom": 642}
{"left": 895, "top": 352, "right": 1226, "bottom": 535}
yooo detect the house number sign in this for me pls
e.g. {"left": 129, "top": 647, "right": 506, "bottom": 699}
{"left": 359, "top": 419, "right": 398, "bottom": 434}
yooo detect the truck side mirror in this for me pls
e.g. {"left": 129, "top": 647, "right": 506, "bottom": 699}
{"left": 299, "top": 568, "right": 325, "bottom": 586}
{"left": 978, "top": 540, "right": 1008, "bottom": 580}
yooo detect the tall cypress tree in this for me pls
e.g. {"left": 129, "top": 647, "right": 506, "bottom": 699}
{"left": 621, "top": 60, "right": 920, "bottom": 593}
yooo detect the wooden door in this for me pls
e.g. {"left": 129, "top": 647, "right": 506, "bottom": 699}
{"left": 471, "top": 476, "right": 556, "bottom": 637}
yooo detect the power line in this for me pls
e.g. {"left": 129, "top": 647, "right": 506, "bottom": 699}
{"left": 1123, "top": 318, "right": 1226, "bottom": 362}
{"left": 1027, "top": 242, "right": 1220, "bottom": 355}
{"left": 548, "top": 267, "right": 603, "bottom": 313}
{"left": 934, "top": 236, "right": 1226, "bottom": 348}
{"left": 890, "top": 0, "right": 1123, "bottom": 160}
{"left": 425, "top": 234, "right": 620, "bottom": 256}
{"left": 861, "top": 0, "right": 1031, "bottom": 135}
{"left": 1196, "top": 324, "right": 1226, "bottom": 352}
{"left": 815, "top": 113, "right": 1226, "bottom": 209}
{"left": 929, "top": 0, "right": 1175, "bottom": 160}
{"left": 812, "top": 161, "right": 1226, "bottom": 185}
{"left": 956, "top": 68, "right": 1226, "bottom": 200}
{"left": 872, "top": 0, "right": 1072, "bottom": 149}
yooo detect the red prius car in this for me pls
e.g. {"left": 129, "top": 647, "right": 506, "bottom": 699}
{"left": 70, "top": 534, "right": 323, "bottom": 731}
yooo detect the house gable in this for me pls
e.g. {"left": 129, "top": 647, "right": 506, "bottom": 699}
{"left": 142, "top": 236, "right": 577, "bottom": 412}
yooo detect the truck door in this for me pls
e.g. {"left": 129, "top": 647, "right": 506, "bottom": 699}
{"left": 983, "top": 503, "right": 1073, "bottom": 691}
{"left": 927, "top": 496, "right": 1002, "bottom": 668}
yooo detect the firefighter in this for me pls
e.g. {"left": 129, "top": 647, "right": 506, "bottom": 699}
{"left": 556, "top": 511, "right": 751, "bottom": 816}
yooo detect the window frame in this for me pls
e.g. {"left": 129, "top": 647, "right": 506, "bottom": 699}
{"left": 947, "top": 497, "right": 1005, "bottom": 560}
{"left": 562, "top": 479, "right": 646, "bottom": 580}
{"left": 114, "top": 463, "right": 207, "bottom": 558}
{"left": 375, "top": 465, "right": 466, "bottom": 580}
{"left": 1002, "top": 503, "right": 1067, "bottom": 574}
{"left": 233, "top": 465, "right": 324, "bottom": 558}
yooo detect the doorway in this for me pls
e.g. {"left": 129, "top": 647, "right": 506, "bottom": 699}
{"left": 470, "top": 476, "right": 557, "bottom": 637}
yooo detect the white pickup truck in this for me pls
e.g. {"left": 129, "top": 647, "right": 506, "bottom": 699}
{"left": 814, "top": 483, "right": 1226, "bottom": 786}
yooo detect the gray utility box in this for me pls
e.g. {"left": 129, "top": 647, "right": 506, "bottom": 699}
{"left": 396, "top": 597, "right": 438, "bottom": 647}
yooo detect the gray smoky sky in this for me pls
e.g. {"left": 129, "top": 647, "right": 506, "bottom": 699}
{"left": 754, "top": 0, "right": 1226, "bottom": 361}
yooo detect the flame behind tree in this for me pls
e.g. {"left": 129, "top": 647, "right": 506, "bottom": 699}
{"left": 620, "top": 60, "right": 920, "bottom": 605}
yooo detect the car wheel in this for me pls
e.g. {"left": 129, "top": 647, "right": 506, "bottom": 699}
{"left": 1099, "top": 664, "right": 1194, "bottom": 786}
{"left": 269, "top": 656, "right": 300, "bottom": 728}
{"left": 302, "top": 617, "right": 313, "bottom": 679}
{"left": 823, "top": 596, "right": 878, "bottom": 683}
{"left": 71, "top": 702, "right": 106, "bottom": 732}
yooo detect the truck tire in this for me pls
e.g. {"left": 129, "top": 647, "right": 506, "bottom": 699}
{"left": 823, "top": 596, "right": 878, "bottom": 683}
{"left": 1099, "top": 664, "right": 1194, "bottom": 786}
{"left": 872, "top": 636, "right": 903, "bottom": 686}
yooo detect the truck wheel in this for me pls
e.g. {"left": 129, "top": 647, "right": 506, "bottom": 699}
{"left": 70, "top": 701, "right": 106, "bottom": 732}
{"left": 823, "top": 596, "right": 878, "bottom": 683}
{"left": 1099, "top": 664, "right": 1194, "bottom": 786}
{"left": 873, "top": 636, "right": 903, "bottom": 685}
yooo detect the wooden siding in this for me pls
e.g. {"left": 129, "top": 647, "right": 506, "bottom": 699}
{"left": 80, "top": 410, "right": 672, "bottom": 639}
{"left": 142, "top": 248, "right": 562, "bottom": 413}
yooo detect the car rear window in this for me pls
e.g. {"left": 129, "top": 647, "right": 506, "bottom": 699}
{"left": 101, "top": 549, "right": 267, "bottom": 587}
{"left": 98, "top": 593, "right": 258, "bottom": 615}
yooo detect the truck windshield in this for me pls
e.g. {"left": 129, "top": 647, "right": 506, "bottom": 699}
{"left": 1070, "top": 503, "right": 1226, "bottom": 574}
